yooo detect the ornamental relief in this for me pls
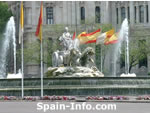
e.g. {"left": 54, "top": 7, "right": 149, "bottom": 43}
{"left": 43, "top": 2, "right": 56, "bottom": 7}
{"left": 79, "top": 1, "right": 85, "bottom": 6}
{"left": 95, "top": 1, "right": 101, "bottom": 6}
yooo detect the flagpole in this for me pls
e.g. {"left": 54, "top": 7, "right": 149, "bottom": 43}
{"left": 35, "top": 1, "right": 43, "bottom": 97}
{"left": 20, "top": 1, "right": 24, "bottom": 99}
{"left": 100, "top": 45, "right": 103, "bottom": 73}
{"left": 41, "top": 1, "right": 44, "bottom": 97}
{"left": 41, "top": 37, "right": 43, "bottom": 97}
{"left": 100, "top": 26, "right": 103, "bottom": 73}
{"left": 21, "top": 32, "right": 24, "bottom": 98}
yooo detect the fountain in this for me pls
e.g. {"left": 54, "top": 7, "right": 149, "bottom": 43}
{"left": 0, "top": 16, "right": 16, "bottom": 78}
{"left": 113, "top": 18, "right": 136, "bottom": 77}
{"left": 0, "top": 24, "right": 149, "bottom": 96}
{"left": 112, "top": 19, "right": 126, "bottom": 76}
{"left": 46, "top": 27, "right": 104, "bottom": 77}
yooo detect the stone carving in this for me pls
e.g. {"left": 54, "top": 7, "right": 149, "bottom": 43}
{"left": 52, "top": 27, "right": 81, "bottom": 67}
{"left": 46, "top": 67, "right": 104, "bottom": 77}
{"left": 79, "top": 47, "right": 95, "bottom": 67}
{"left": 48, "top": 27, "right": 104, "bottom": 77}
{"left": 67, "top": 48, "right": 81, "bottom": 66}
{"left": 59, "top": 27, "right": 73, "bottom": 51}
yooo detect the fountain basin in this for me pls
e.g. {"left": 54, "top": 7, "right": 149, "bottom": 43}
{"left": 120, "top": 73, "right": 136, "bottom": 77}
{"left": 7, "top": 73, "right": 22, "bottom": 79}
{"left": 0, "top": 77, "right": 149, "bottom": 96}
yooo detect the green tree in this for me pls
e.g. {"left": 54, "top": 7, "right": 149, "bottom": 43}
{"left": 0, "top": 2, "right": 12, "bottom": 33}
{"left": 120, "top": 39, "right": 149, "bottom": 73}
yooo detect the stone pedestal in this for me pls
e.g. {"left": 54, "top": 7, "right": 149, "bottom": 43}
{"left": 46, "top": 66, "right": 104, "bottom": 77}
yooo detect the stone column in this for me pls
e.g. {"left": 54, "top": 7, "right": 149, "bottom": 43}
{"left": 136, "top": 4, "right": 139, "bottom": 23}
{"left": 54, "top": 3, "right": 58, "bottom": 24}
{"left": 125, "top": 5, "right": 128, "bottom": 19}
{"left": 111, "top": 2, "right": 117, "bottom": 28}
{"left": 148, "top": 1, "right": 150, "bottom": 24}
{"left": 31, "top": 2, "right": 35, "bottom": 25}
{"left": 118, "top": 6, "right": 121, "bottom": 25}
{"left": 63, "top": 1, "right": 67, "bottom": 25}
{"left": 73, "top": 1, "right": 77, "bottom": 26}
{"left": 100, "top": 2, "right": 104, "bottom": 23}
{"left": 86, "top": 1, "right": 95, "bottom": 24}
{"left": 101, "top": 2, "right": 110, "bottom": 24}
{"left": 130, "top": 1, "right": 134, "bottom": 25}
{"left": 76, "top": 1, "right": 80, "bottom": 25}
{"left": 67, "top": 1, "right": 72, "bottom": 25}
{"left": 105, "top": 1, "right": 110, "bottom": 24}
{"left": 43, "top": 5, "right": 46, "bottom": 25}
{"left": 144, "top": 3, "right": 147, "bottom": 24}
{"left": 71, "top": 1, "right": 75, "bottom": 25}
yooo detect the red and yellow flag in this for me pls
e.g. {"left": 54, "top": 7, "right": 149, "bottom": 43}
{"left": 105, "top": 29, "right": 114, "bottom": 38}
{"left": 72, "top": 32, "right": 76, "bottom": 40}
{"left": 104, "top": 32, "right": 118, "bottom": 45}
{"left": 84, "top": 29, "right": 118, "bottom": 45}
{"left": 20, "top": 1, "right": 24, "bottom": 31}
{"left": 85, "top": 40, "right": 97, "bottom": 44}
{"left": 96, "top": 29, "right": 115, "bottom": 45}
{"left": 19, "top": 1, "right": 24, "bottom": 44}
{"left": 35, "top": 2, "right": 43, "bottom": 41}
{"left": 77, "top": 29, "right": 101, "bottom": 44}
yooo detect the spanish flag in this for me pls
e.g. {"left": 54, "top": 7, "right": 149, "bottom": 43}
{"left": 72, "top": 32, "right": 76, "bottom": 40}
{"left": 35, "top": 2, "right": 43, "bottom": 41}
{"left": 104, "top": 33, "right": 118, "bottom": 45}
{"left": 20, "top": 1, "right": 24, "bottom": 31}
{"left": 19, "top": 1, "right": 24, "bottom": 44}
{"left": 96, "top": 29, "right": 115, "bottom": 45}
{"left": 77, "top": 29, "right": 101, "bottom": 44}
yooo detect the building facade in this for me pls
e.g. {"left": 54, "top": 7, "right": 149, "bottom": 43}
{"left": 7, "top": 1, "right": 150, "bottom": 77}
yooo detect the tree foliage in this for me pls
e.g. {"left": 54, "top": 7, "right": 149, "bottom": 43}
{"left": 0, "top": 2, "right": 12, "bottom": 33}
{"left": 120, "top": 39, "right": 149, "bottom": 73}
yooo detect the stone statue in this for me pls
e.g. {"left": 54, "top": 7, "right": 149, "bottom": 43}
{"left": 49, "top": 27, "right": 104, "bottom": 77}
{"left": 79, "top": 47, "right": 95, "bottom": 67}
{"left": 52, "top": 27, "right": 96, "bottom": 67}
{"left": 59, "top": 27, "right": 73, "bottom": 51}
{"left": 66, "top": 48, "right": 81, "bottom": 66}
{"left": 52, "top": 27, "right": 81, "bottom": 67}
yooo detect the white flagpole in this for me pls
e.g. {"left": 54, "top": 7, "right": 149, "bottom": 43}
{"left": 100, "top": 45, "right": 103, "bottom": 73}
{"left": 21, "top": 32, "right": 24, "bottom": 98}
{"left": 41, "top": 38, "right": 43, "bottom": 97}
{"left": 100, "top": 27, "right": 103, "bottom": 73}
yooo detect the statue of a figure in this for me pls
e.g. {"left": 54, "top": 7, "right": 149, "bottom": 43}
{"left": 53, "top": 27, "right": 77, "bottom": 67}
{"left": 52, "top": 27, "right": 95, "bottom": 68}
{"left": 59, "top": 27, "right": 73, "bottom": 51}
{"left": 48, "top": 27, "right": 104, "bottom": 78}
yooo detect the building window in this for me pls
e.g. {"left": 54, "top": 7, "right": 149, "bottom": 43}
{"left": 128, "top": 7, "right": 130, "bottom": 23}
{"left": 134, "top": 6, "right": 136, "bottom": 23}
{"left": 46, "top": 7, "right": 53, "bottom": 24}
{"left": 81, "top": 7, "right": 85, "bottom": 24}
{"left": 139, "top": 5, "right": 144, "bottom": 23}
{"left": 95, "top": 6, "right": 100, "bottom": 23}
{"left": 116, "top": 8, "right": 118, "bottom": 24}
{"left": 146, "top": 5, "right": 149, "bottom": 23}
{"left": 139, "top": 40, "right": 147, "bottom": 68}
{"left": 121, "top": 7, "right": 125, "bottom": 22}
